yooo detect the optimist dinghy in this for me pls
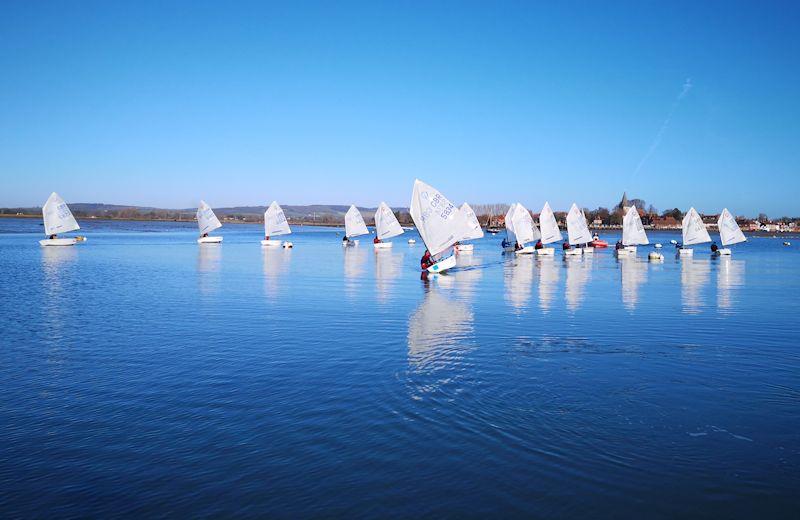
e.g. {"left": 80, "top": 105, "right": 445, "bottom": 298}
{"left": 197, "top": 200, "right": 223, "bottom": 244}
{"left": 510, "top": 203, "right": 540, "bottom": 255}
{"left": 374, "top": 202, "right": 404, "bottom": 249}
{"left": 455, "top": 202, "right": 484, "bottom": 253}
{"left": 343, "top": 205, "right": 369, "bottom": 246}
{"left": 716, "top": 208, "right": 746, "bottom": 255}
{"left": 678, "top": 207, "right": 711, "bottom": 257}
{"left": 409, "top": 179, "right": 469, "bottom": 274}
{"left": 618, "top": 206, "right": 649, "bottom": 257}
{"left": 537, "top": 202, "right": 562, "bottom": 256}
{"left": 566, "top": 203, "right": 593, "bottom": 255}
{"left": 39, "top": 192, "right": 82, "bottom": 246}
{"left": 502, "top": 204, "right": 518, "bottom": 252}
{"left": 261, "top": 201, "right": 292, "bottom": 247}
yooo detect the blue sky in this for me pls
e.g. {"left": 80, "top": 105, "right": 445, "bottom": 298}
{"left": 1, "top": 1, "right": 798, "bottom": 216}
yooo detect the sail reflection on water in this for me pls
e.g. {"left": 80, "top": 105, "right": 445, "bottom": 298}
{"left": 263, "top": 247, "right": 291, "bottom": 297}
{"left": 681, "top": 258, "right": 711, "bottom": 314}
{"left": 374, "top": 249, "right": 404, "bottom": 303}
{"left": 41, "top": 246, "right": 78, "bottom": 331}
{"left": 537, "top": 256, "right": 559, "bottom": 312}
{"left": 717, "top": 257, "right": 745, "bottom": 312}
{"left": 619, "top": 257, "right": 647, "bottom": 311}
{"left": 505, "top": 254, "right": 534, "bottom": 312}
{"left": 452, "top": 254, "right": 483, "bottom": 304}
{"left": 343, "top": 246, "right": 368, "bottom": 297}
{"left": 197, "top": 244, "right": 222, "bottom": 295}
{"left": 407, "top": 289, "right": 473, "bottom": 372}
{"left": 565, "top": 255, "right": 591, "bottom": 312}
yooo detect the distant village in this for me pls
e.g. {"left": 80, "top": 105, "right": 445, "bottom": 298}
{"left": 1, "top": 192, "right": 797, "bottom": 232}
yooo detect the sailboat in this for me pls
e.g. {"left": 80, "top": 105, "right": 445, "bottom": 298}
{"left": 617, "top": 206, "right": 649, "bottom": 257}
{"left": 343, "top": 204, "right": 369, "bottom": 246}
{"left": 537, "top": 201, "right": 562, "bottom": 256}
{"left": 261, "top": 201, "right": 292, "bottom": 248}
{"left": 510, "top": 203, "right": 541, "bottom": 255}
{"left": 455, "top": 202, "right": 484, "bottom": 253}
{"left": 716, "top": 208, "right": 746, "bottom": 255}
{"left": 409, "top": 179, "right": 469, "bottom": 273}
{"left": 502, "top": 203, "right": 518, "bottom": 252}
{"left": 197, "top": 200, "right": 223, "bottom": 243}
{"left": 565, "top": 203, "right": 592, "bottom": 256}
{"left": 374, "top": 202, "right": 404, "bottom": 249}
{"left": 678, "top": 207, "right": 711, "bottom": 257}
{"left": 40, "top": 192, "right": 82, "bottom": 246}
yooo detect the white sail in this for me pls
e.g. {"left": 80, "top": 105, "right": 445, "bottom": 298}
{"left": 344, "top": 205, "right": 369, "bottom": 238}
{"left": 510, "top": 203, "right": 541, "bottom": 246}
{"left": 566, "top": 203, "right": 592, "bottom": 245}
{"left": 717, "top": 208, "right": 746, "bottom": 246}
{"left": 682, "top": 207, "right": 711, "bottom": 246}
{"left": 42, "top": 192, "right": 80, "bottom": 236}
{"left": 409, "top": 179, "right": 469, "bottom": 257}
{"left": 374, "top": 202, "right": 404, "bottom": 240}
{"left": 622, "top": 206, "right": 649, "bottom": 246}
{"left": 538, "top": 202, "right": 562, "bottom": 245}
{"left": 504, "top": 203, "right": 517, "bottom": 243}
{"left": 264, "top": 201, "right": 291, "bottom": 237}
{"left": 459, "top": 202, "right": 484, "bottom": 242}
{"left": 197, "top": 200, "right": 222, "bottom": 235}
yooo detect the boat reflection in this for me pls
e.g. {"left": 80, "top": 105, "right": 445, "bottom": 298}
{"left": 407, "top": 287, "right": 473, "bottom": 372}
{"left": 681, "top": 258, "right": 711, "bottom": 314}
{"left": 619, "top": 257, "right": 648, "bottom": 311}
{"left": 343, "top": 246, "right": 368, "bottom": 297}
{"left": 374, "top": 249, "right": 404, "bottom": 303}
{"left": 451, "top": 254, "right": 483, "bottom": 303}
{"left": 197, "top": 244, "right": 222, "bottom": 295}
{"left": 537, "top": 256, "right": 559, "bottom": 312}
{"left": 565, "top": 255, "right": 591, "bottom": 312}
{"left": 717, "top": 257, "right": 745, "bottom": 312}
{"left": 263, "top": 246, "right": 291, "bottom": 297}
{"left": 505, "top": 254, "right": 533, "bottom": 312}
{"left": 41, "top": 246, "right": 78, "bottom": 331}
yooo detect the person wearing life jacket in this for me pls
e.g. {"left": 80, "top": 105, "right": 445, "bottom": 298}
{"left": 420, "top": 249, "right": 434, "bottom": 271}
{"left": 202, "top": 233, "right": 209, "bottom": 238}
{"left": 373, "top": 236, "right": 381, "bottom": 244}
{"left": 342, "top": 235, "right": 348, "bottom": 244}
{"left": 615, "top": 240, "right": 624, "bottom": 250}
{"left": 710, "top": 242, "right": 719, "bottom": 253}
{"left": 49, "top": 234, "right": 57, "bottom": 240}
{"left": 501, "top": 237, "right": 511, "bottom": 249}
{"left": 562, "top": 241, "right": 570, "bottom": 250}
{"left": 515, "top": 241, "right": 522, "bottom": 251}
{"left": 535, "top": 240, "right": 543, "bottom": 250}
{"left": 264, "top": 235, "right": 270, "bottom": 241}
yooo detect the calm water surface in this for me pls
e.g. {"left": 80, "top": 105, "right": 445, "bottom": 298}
{"left": 1, "top": 218, "right": 799, "bottom": 517}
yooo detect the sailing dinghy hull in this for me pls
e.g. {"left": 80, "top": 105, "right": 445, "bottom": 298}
{"left": 426, "top": 255, "right": 457, "bottom": 274}
{"left": 536, "top": 248, "right": 555, "bottom": 256}
{"left": 198, "top": 236, "right": 223, "bottom": 244}
{"left": 515, "top": 245, "right": 536, "bottom": 255}
{"left": 455, "top": 244, "right": 474, "bottom": 253}
{"left": 715, "top": 248, "right": 732, "bottom": 256}
{"left": 678, "top": 248, "right": 693, "bottom": 257}
{"left": 261, "top": 239, "right": 283, "bottom": 247}
{"left": 39, "top": 238, "right": 78, "bottom": 246}
{"left": 374, "top": 242, "right": 393, "bottom": 250}
{"left": 564, "top": 248, "right": 582, "bottom": 257}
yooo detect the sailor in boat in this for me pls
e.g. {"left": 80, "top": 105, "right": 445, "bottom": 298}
{"left": 202, "top": 233, "right": 209, "bottom": 238}
{"left": 342, "top": 235, "right": 349, "bottom": 245}
{"left": 265, "top": 234, "right": 270, "bottom": 241}
{"left": 373, "top": 235, "right": 382, "bottom": 245}
{"left": 562, "top": 241, "right": 570, "bottom": 251}
{"left": 48, "top": 234, "right": 57, "bottom": 240}
{"left": 420, "top": 249, "right": 434, "bottom": 271}
{"left": 501, "top": 237, "right": 512, "bottom": 250}
{"left": 710, "top": 242, "right": 719, "bottom": 253}
{"left": 535, "top": 240, "right": 543, "bottom": 250}
{"left": 615, "top": 240, "right": 624, "bottom": 251}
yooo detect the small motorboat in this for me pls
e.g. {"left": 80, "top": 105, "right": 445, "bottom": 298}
{"left": 591, "top": 234, "right": 608, "bottom": 248}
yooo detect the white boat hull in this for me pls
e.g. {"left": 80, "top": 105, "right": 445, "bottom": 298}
{"left": 407, "top": 239, "right": 416, "bottom": 244}
{"left": 343, "top": 239, "right": 360, "bottom": 247}
{"left": 564, "top": 248, "right": 582, "bottom": 257}
{"left": 715, "top": 248, "right": 732, "bottom": 256}
{"left": 615, "top": 248, "right": 634, "bottom": 257}
{"left": 536, "top": 247, "right": 555, "bottom": 256}
{"left": 582, "top": 247, "right": 594, "bottom": 254}
{"left": 374, "top": 242, "right": 393, "bottom": 250}
{"left": 39, "top": 238, "right": 77, "bottom": 247}
{"left": 198, "top": 236, "right": 223, "bottom": 244}
{"left": 624, "top": 246, "right": 637, "bottom": 253}
{"left": 515, "top": 245, "right": 536, "bottom": 255}
{"left": 261, "top": 239, "right": 283, "bottom": 247}
{"left": 678, "top": 248, "right": 693, "bottom": 257}
{"left": 455, "top": 244, "right": 474, "bottom": 253}
{"left": 427, "top": 255, "right": 457, "bottom": 273}
{"left": 648, "top": 252, "right": 664, "bottom": 261}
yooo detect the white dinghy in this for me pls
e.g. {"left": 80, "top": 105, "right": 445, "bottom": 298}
{"left": 197, "top": 200, "right": 223, "bottom": 244}
{"left": 455, "top": 202, "right": 484, "bottom": 253}
{"left": 537, "top": 202, "right": 562, "bottom": 256}
{"left": 409, "top": 179, "right": 470, "bottom": 274}
{"left": 566, "top": 203, "right": 592, "bottom": 256}
{"left": 618, "top": 206, "right": 650, "bottom": 257}
{"left": 510, "top": 203, "right": 541, "bottom": 255}
{"left": 40, "top": 192, "right": 82, "bottom": 246}
{"left": 343, "top": 205, "right": 369, "bottom": 246}
{"left": 502, "top": 203, "right": 518, "bottom": 252}
{"left": 261, "top": 201, "right": 292, "bottom": 248}
{"left": 716, "top": 208, "right": 746, "bottom": 255}
{"left": 373, "top": 202, "right": 404, "bottom": 250}
{"left": 678, "top": 207, "right": 711, "bottom": 257}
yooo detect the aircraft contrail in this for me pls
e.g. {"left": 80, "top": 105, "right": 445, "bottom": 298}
{"left": 631, "top": 78, "right": 693, "bottom": 179}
